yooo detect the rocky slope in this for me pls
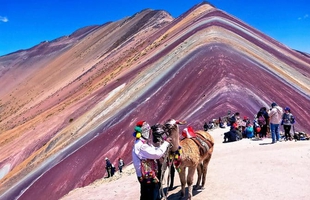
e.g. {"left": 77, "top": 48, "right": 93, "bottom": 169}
{"left": 0, "top": 2, "right": 309, "bottom": 200}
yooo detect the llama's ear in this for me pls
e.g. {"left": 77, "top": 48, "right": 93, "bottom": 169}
{"left": 176, "top": 120, "right": 186, "bottom": 125}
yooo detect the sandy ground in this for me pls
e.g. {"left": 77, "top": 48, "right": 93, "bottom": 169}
{"left": 61, "top": 127, "right": 310, "bottom": 200}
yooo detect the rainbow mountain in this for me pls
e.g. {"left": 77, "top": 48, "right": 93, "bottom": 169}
{"left": 0, "top": 2, "right": 309, "bottom": 200}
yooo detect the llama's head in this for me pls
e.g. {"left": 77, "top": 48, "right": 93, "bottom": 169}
{"left": 164, "top": 119, "right": 186, "bottom": 151}
{"left": 164, "top": 119, "right": 186, "bottom": 136}
{"left": 164, "top": 119, "right": 177, "bottom": 134}
{"left": 151, "top": 123, "right": 167, "bottom": 145}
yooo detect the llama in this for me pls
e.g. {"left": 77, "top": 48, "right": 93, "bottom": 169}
{"left": 164, "top": 119, "right": 214, "bottom": 200}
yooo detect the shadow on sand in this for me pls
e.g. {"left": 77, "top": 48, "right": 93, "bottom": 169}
{"left": 250, "top": 138, "right": 273, "bottom": 145}
{"left": 166, "top": 185, "right": 202, "bottom": 200}
{"left": 259, "top": 142, "right": 274, "bottom": 145}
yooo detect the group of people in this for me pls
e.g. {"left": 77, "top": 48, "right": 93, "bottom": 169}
{"left": 105, "top": 157, "right": 125, "bottom": 178}
{"left": 223, "top": 102, "right": 296, "bottom": 143}
{"left": 255, "top": 102, "right": 295, "bottom": 143}
{"left": 106, "top": 103, "right": 296, "bottom": 199}
{"left": 204, "top": 117, "right": 225, "bottom": 131}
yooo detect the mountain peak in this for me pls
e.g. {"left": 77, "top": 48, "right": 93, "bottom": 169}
{"left": 0, "top": 2, "right": 309, "bottom": 200}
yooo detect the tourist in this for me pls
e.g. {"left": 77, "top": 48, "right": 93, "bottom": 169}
{"left": 268, "top": 102, "right": 284, "bottom": 143}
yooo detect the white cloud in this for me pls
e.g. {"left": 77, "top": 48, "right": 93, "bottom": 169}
{"left": 0, "top": 16, "right": 8, "bottom": 22}
{"left": 298, "top": 14, "right": 308, "bottom": 20}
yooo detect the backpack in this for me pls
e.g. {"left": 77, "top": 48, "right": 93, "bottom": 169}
{"left": 258, "top": 116, "right": 266, "bottom": 125}
{"left": 290, "top": 115, "right": 295, "bottom": 124}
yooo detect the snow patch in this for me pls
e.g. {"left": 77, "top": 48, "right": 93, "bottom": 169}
{"left": 0, "top": 164, "right": 11, "bottom": 180}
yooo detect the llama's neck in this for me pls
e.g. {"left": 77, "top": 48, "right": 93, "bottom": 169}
{"left": 171, "top": 129, "right": 180, "bottom": 152}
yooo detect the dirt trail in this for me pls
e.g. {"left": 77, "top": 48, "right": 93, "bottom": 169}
{"left": 61, "top": 127, "right": 310, "bottom": 200}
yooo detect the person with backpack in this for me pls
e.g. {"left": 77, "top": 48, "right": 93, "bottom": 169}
{"left": 132, "top": 120, "right": 172, "bottom": 200}
{"left": 281, "top": 107, "right": 295, "bottom": 141}
{"left": 256, "top": 107, "right": 269, "bottom": 138}
{"left": 268, "top": 102, "right": 284, "bottom": 144}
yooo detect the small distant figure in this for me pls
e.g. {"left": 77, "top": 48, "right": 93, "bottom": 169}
{"left": 257, "top": 107, "right": 269, "bottom": 138}
{"left": 268, "top": 102, "right": 284, "bottom": 144}
{"left": 208, "top": 121, "right": 214, "bottom": 129}
{"left": 253, "top": 115, "right": 261, "bottom": 138}
{"left": 229, "top": 112, "right": 240, "bottom": 127}
{"left": 118, "top": 158, "right": 124, "bottom": 173}
{"left": 241, "top": 116, "right": 250, "bottom": 137}
{"left": 219, "top": 117, "right": 225, "bottom": 128}
{"left": 203, "top": 121, "right": 209, "bottom": 131}
{"left": 105, "top": 157, "right": 112, "bottom": 178}
{"left": 111, "top": 163, "right": 116, "bottom": 177}
{"left": 223, "top": 122, "right": 240, "bottom": 143}
{"left": 244, "top": 125, "right": 254, "bottom": 139}
{"left": 281, "top": 106, "right": 295, "bottom": 141}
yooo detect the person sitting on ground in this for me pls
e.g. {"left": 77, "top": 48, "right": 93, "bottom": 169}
{"left": 219, "top": 117, "right": 225, "bottom": 128}
{"left": 223, "top": 122, "right": 240, "bottom": 143}
{"left": 208, "top": 121, "right": 214, "bottom": 129}
{"left": 244, "top": 124, "right": 254, "bottom": 139}
{"left": 241, "top": 116, "right": 250, "bottom": 138}
{"left": 132, "top": 120, "right": 172, "bottom": 200}
{"left": 281, "top": 106, "right": 295, "bottom": 141}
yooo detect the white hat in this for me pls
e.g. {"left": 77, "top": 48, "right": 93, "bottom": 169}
{"left": 141, "top": 122, "right": 150, "bottom": 139}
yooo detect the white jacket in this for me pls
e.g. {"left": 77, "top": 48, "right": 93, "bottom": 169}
{"left": 268, "top": 106, "right": 283, "bottom": 124}
{"left": 132, "top": 138, "right": 170, "bottom": 177}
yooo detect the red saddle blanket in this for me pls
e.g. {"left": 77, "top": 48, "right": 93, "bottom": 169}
{"left": 182, "top": 126, "right": 196, "bottom": 138}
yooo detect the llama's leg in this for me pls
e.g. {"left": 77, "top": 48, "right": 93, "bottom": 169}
{"left": 178, "top": 166, "right": 186, "bottom": 198}
{"left": 194, "top": 163, "right": 202, "bottom": 190}
{"left": 201, "top": 155, "right": 212, "bottom": 189}
{"left": 187, "top": 166, "right": 196, "bottom": 200}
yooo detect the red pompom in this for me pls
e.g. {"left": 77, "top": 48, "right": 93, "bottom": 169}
{"left": 136, "top": 121, "right": 145, "bottom": 127}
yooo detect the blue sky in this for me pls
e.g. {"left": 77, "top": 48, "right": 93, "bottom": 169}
{"left": 0, "top": 0, "right": 309, "bottom": 56}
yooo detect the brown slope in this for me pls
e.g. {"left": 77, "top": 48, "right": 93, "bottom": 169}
{"left": 0, "top": 9, "right": 173, "bottom": 200}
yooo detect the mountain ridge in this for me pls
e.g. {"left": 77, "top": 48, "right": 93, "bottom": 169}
{"left": 0, "top": 2, "right": 309, "bottom": 200}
